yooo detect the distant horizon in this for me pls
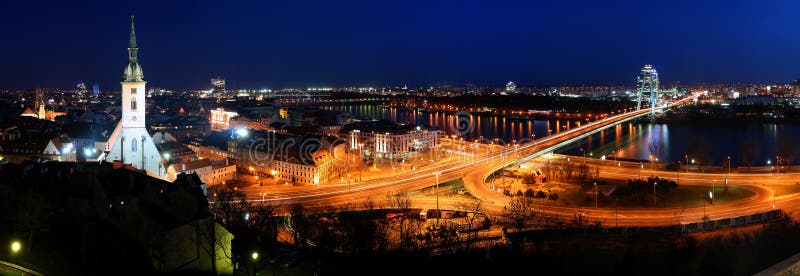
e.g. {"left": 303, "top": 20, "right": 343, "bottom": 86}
{"left": 2, "top": 78, "right": 799, "bottom": 93}
{"left": 2, "top": 0, "right": 800, "bottom": 90}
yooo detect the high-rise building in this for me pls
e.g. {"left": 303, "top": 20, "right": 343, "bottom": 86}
{"left": 505, "top": 81, "right": 517, "bottom": 95}
{"left": 636, "top": 65, "right": 659, "bottom": 117}
{"left": 211, "top": 76, "right": 226, "bottom": 97}
{"left": 104, "top": 15, "right": 165, "bottom": 178}
{"left": 92, "top": 84, "right": 100, "bottom": 98}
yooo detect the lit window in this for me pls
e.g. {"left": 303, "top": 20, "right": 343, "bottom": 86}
{"left": 131, "top": 88, "right": 138, "bottom": 110}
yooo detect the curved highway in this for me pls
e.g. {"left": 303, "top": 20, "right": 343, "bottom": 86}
{"left": 233, "top": 94, "right": 799, "bottom": 227}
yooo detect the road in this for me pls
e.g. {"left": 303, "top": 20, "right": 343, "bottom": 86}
{"left": 231, "top": 94, "right": 798, "bottom": 227}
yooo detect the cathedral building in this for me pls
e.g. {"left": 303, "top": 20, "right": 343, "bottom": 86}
{"left": 103, "top": 15, "right": 165, "bottom": 178}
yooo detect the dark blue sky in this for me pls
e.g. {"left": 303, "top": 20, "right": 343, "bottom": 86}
{"left": 2, "top": 0, "right": 800, "bottom": 90}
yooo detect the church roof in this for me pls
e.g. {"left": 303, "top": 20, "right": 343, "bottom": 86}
{"left": 170, "top": 159, "right": 211, "bottom": 173}
{"left": 20, "top": 107, "right": 36, "bottom": 117}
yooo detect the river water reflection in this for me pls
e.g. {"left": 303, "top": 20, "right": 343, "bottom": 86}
{"left": 320, "top": 104, "right": 799, "bottom": 166}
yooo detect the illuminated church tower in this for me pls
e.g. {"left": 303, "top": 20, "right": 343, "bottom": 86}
{"left": 104, "top": 15, "right": 165, "bottom": 178}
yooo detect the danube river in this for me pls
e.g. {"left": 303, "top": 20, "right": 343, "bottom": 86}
{"left": 321, "top": 105, "right": 800, "bottom": 166}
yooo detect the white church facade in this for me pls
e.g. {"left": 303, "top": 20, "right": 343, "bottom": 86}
{"left": 102, "top": 15, "right": 166, "bottom": 178}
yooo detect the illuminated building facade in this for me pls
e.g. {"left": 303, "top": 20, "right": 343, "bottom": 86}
{"left": 103, "top": 15, "right": 165, "bottom": 178}
{"left": 209, "top": 108, "right": 240, "bottom": 131}
{"left": 636, "top": 65, "right": 660, "bottom": 117}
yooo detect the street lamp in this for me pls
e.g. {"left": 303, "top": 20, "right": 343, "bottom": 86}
{"left": 639, "top": 163, "right": 643, "bottom": 180}
{"left": 358, "top": 143, "right": 365, "bottom": 181}
{"left": 703, "top": 192, "right": 708, "bottom": 219}
{"left": 653, "top": 182, "right": 658, "bottom": 207}
{"left": 712, "top": 179, "right": 716, "bottom": 204}
{"left": 580, "top": 148, "right": 586, "bottom": 164}
{"left": 434, "top": 172, "right": 441, "bottom": 224}
{"left": 594, "top": 182, "right": 598, "bottom": 209}
{"left": 709, "top": 190, "right": 713, "bottom": 205}
{"left": 726, "top": 156, "right": 731, "bottom": 188}
{"left": 251, "top": 251, "right": 259, "bottom": 276}
{"left": 10, "top": 241, "right": 20, "bottom": 254}
{"left": 685, "top": 155, "right": 689, "bottom": 173}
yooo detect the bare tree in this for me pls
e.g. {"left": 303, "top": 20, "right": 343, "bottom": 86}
{"left": 16, "top": 193, "right": 49, "bottom": 253}
{"left": 503, "top": 197, "right": 533, "bottom": 232}
{"left": 196, "top": 217, "right": 235, "bottom": 275}
{"left": 251, "top": 201, "right": 279, "bottom": 244}
{"left": 204, "top": 186, "right": 251, "bottom": 274}
{"left": 564, "top": 163, "right": 575, "bottom": 180}
{"left": 573, "top": 210, "right": 587, "bottom": 227}
{"left": 358, "top": 197, "right": 390, "bottom": 253}
{"left": 289, "top": 204, "right": 310, "bottom": 249}
{"left": 687, "top": 138, "right": 710, "bottom": 172}
{"left": 208, "top": 186, "right": 250, "bottom": 229}
{"left": 649, "top": 139, "right": 665, "bottom": 169}
{"left": 386, "top": 192, "right": 414, "bottom": 251}
{"left": 740, "top": 138, "right": 760, "bottom": 168}
{"left": 576, "top": 163, "right": 590, "bottom": 180}
{"left": 776, "top": 134, "right": 800, "bottom": 168}
{"left": 456, "top": 199, "right": 485, "bottom": 251}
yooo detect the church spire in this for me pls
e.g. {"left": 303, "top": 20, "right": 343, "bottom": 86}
{"left": 129, "top": 14, "right": 137, "bottom": 48}
{"left": 123, "top": 14, "right": 144, "bottom": 82}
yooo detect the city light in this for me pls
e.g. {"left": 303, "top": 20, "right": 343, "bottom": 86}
{"left": 11, "top": 241, "right": 20, "bottom": 254}
{"left": 2, "top": 8, "right": 794, "bottom": 273}
{"left": 236, "top": 128, "right": 248, "bottom": 137}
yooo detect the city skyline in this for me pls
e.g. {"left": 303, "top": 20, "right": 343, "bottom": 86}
{"left": 2, "top": 0, "right": 800, "bottom": 90}
{"left": 6, "top": 4, "right": 800, "bottom": 274}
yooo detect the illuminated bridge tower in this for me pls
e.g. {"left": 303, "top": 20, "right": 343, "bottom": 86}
{"left": 636, "top": 65, "right": 660, "bottom": 118}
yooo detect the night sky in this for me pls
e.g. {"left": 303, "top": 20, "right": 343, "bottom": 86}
{"left": 2, "top": 0, "right": 800, "bottom": 90}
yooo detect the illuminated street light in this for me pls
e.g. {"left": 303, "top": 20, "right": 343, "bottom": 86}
{"left": 236, "top": 128, "right": 249, "bottom": 137}
{"left": 726, "top": 156, "right": 731, "bottom": 188}
{"left": 162, "top": 152, "right": 170, "bottom": 159}
{"left": 251, "top": 251, "right": 259, "bottom": 260}
{"left": 653, "top": 182, "right": 658, "bottom": 207}
{"left": 10, "top": 241, "right": 21, "bottom": 254}
{"left": 434, "top": 171, "right": 441, "bottom": 224}
{"left": 684, "top": 154, "right": 689, "bottom": 173}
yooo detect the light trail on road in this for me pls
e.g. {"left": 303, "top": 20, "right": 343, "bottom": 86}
{"left": 221, "top": 94, "right": 797, "bottom": 227}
